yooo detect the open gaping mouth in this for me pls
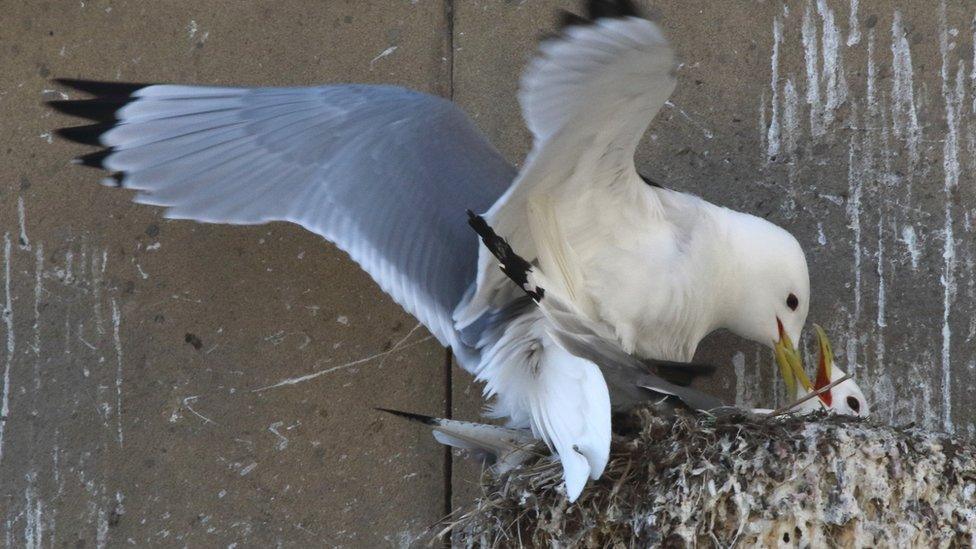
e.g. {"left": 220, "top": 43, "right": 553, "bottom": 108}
{"left": 774, "top": 321, "right": 834, "bottom": 407}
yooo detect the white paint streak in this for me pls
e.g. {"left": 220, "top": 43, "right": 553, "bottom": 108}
{"left": 32, "top": 245, "right": 42, "bottom": 390}
{"left": 901, "top": 225, "right": 921, "bottom": 269}
{"left": 24, "top": 472, "right": 43, "bottom": 549}
{"left": 817, "top": 0, "right": 848, "bottom": 127}
{"left": 939, "top": 1, "right": 963, "bottom": 433}
{"left": 239, "top": 462, "right": 257, "bottom": 476}
{"left": 0, "top": 234, "right": 13, "bottom": 466}
{"left": 759, "top": 91, "right": 767, "bottom": 160}
{"left": 846, "top": 0, "right": 861, "bottom": 46}
{"left": 95, "top": 508, "right": 108, "bottom": 549}
{"left": 732, "top": 351, "right": 747, "bottom": 406}
{"left": 17, "top": 197, "right": 30, "bottom": 250}
{"left": 972, "top": 14, "right": 976, "bottom": 112}
{"left": 369, "top": 45, "right": 398, "bottom": 68}
{"left": 802, "top": 1, "right": 824, "bottom": 137}
{"left": 766, "top": 16, "right": 783, "bottom": 160}
{"left": 268, "top": 421, "right": 289, "bottom": 451}
{"left": 112, "top": 300, "right": 124, "bottom": 447}
{"left": 891, "top": 11, "right": 921, "bottom": 167}
{"left": 253, "top": 334, "right": 433, "bottom": 392}
{"left": 846, "top": 138, "right": 863, "bottom": 323}
{"left": 876, "top": 216, "right": 886, "bottom": 328}
{"left": 665, "top": 101, "right": 714, "bottom": 139}
{"left": 91, "top": 249, "right": 105, "bottom": 336}
{"left": 781, "top": 79, "right": 801, "bottom": 157}
{"left": 182, "top": 395, "right": 217, "bottom": 425}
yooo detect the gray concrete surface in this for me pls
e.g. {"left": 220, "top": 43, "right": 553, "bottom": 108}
{"left": 2, "top": 0, "right": 975, "bottom": 547}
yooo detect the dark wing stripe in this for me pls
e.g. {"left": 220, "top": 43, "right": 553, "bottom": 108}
{"left": 54, "top": 78, "right": 149, "bottom": 96}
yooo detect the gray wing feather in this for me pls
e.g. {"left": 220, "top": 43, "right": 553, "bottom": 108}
{"left": 547, "top": 328, "right": 726, "bottom": 412}
{"left": 52, "top": 83, "right": 516, "bottom": 359}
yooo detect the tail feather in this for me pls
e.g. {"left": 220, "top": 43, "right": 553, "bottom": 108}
{"left": 379, "top": 408, "right": 537, "bottom": 474}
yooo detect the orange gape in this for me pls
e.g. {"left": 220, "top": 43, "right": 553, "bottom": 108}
{"left": 815, "top": 352, "right": 832, "bottom": 406}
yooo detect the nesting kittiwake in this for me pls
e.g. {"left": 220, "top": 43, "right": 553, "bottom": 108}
{"left": 49, "top": 0, "right": 866, "bottom": 501}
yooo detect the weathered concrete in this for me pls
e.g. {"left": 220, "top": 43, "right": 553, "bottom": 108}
{"left": 2, "top": 0, "right": 976, "bottom": 546}
{"left": 2, "top": 1, "right": 451, "bottom": 547}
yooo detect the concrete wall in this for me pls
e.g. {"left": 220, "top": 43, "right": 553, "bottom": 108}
{"left": 1, "top": 0, "right": 974, "bottom": 546}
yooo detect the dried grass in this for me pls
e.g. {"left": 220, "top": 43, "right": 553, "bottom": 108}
{"left": 440, "top": 406, "right": 976, "bottom": 547}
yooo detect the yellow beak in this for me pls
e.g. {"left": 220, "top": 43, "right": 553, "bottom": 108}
{"left": 812, "top": 323, "right": 834, "bottom": 406}
{"left": 774, "top": 321, "right": 813, "bottom": 400}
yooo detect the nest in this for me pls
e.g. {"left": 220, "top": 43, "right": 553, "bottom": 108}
{"left": 445, "top": 406, "right": 976, "bottom": 547}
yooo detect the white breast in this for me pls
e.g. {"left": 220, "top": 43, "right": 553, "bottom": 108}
{"left": 552, "top": 182, "right": 722, "bottom": 362}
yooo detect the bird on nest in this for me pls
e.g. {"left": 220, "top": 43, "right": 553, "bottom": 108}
{"left": 48, "top": 0, "right": 868, "bottom": 501}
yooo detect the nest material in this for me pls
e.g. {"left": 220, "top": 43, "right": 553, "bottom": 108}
{"left": 447, "top": 407, "right": 976, "bottom": 547}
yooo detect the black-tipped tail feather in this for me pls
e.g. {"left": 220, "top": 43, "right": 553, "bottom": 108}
{"left": 375, "top": 407, "right": 439, "bottom": 426}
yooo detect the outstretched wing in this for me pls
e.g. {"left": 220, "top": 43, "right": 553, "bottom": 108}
{"left": 49, "top": 81, "right": 516, "bottom": 360}
{"left": 458, "top": 3, "right": 678, "bottom": 325}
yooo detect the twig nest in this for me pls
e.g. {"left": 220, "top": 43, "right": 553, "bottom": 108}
{"left": 449, "top": 407, "right": 976, "bottom": 547}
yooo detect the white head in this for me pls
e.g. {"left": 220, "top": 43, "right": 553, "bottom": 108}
{"left": 777, "top": 324, "right": 870, "bottom": 417}
{"left": 809, "top": 365, "right": 869, "bottom": 416}
{"left": 717, "top": 211, "right": 811, "bottom": 349}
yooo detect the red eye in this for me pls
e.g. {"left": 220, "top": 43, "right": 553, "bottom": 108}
{"left": 786, "top": 294, "right": 799, "bottom": 311}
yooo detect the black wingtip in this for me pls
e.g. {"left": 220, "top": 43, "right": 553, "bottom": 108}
{"left": 586, "top": 0, "right": 640, "bottom": 20}
{"left": 375, "top": 407, "right": 438, "bottom": 425}
{"left": 55, "top": 122, "right": 113, "bottom": 146}
{"left": 466, "top": 210, "right": 544, "bottom": 302}
{"left": 652, "top": 360, "right": 718, "bottom": 387}
{"left": 47, "top": 99, "right": 126, "bottom": 122}
{"left": 639, "top": 173, "right": 666, "bottom": 189}
{"left": 557, "top": 0, "right": 641, "bottom": 32}
{"left": 72, "top": 148, "right": 114, "bottom": 169}
{"left": 557, "top": 10, "right": 589, "bottom": 30}
{"left": 53, "top": 78, "right": 147, "bottom": 97}
{"left": 101, "top": 173, "right": 125, "bottom": 188}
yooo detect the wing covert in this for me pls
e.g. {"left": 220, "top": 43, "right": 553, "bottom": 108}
{"left": 50, "top": 81, "right": 516, "bottom": 357}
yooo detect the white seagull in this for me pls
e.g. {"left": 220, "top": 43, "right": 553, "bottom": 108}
{"left": 50, "top": 0, "right": 866, "bottom": 501}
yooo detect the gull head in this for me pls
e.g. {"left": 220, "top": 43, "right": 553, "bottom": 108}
{"left": 718, "top": 212, "right": 810, "bottom": 350}
{"left": 775, "top": 324, "right": 870, "bottom": 416}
